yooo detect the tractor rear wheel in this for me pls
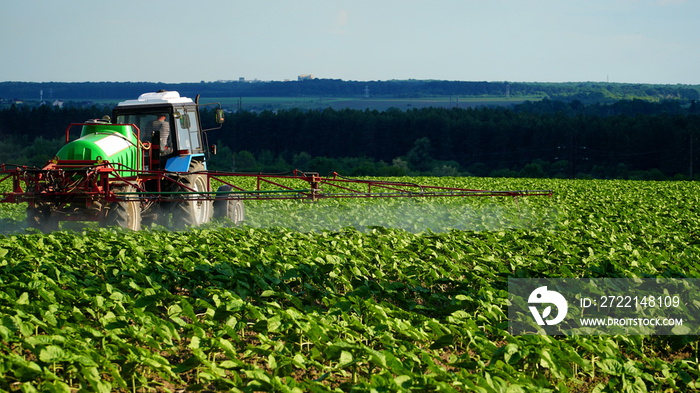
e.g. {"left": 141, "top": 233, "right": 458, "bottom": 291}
{"left": 102, "top": 185, "right": 142, "bottom": 230}
{"left": 213, "top": 185, "right": 245, "bottom": 225}
{"left": 27, "top": 205, "right": 59, "bottom": 233}
{"left": 171, "top": 161, "right": 212, "bottom": 229}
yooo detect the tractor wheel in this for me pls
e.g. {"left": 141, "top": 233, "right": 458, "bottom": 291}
{"left": 171, "top": 162, "right": 212, "bottom": 229}
{"left": 102, "top": 185, "right": 142, "bottom": 230}
{"left": 27, "top": 205, "right": 59, "bottom": 233}
{"left": 213, "top": 185, "right": 246, "bottom": 225}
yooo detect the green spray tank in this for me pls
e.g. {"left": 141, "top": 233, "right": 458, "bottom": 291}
{"left": 55, "top": 121, "right": 143, "bottom": 177}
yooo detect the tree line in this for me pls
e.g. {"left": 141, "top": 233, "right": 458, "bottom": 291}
{"left": 203, "top": 99, "right": 700, "bottom": 180}
{"left": 2, "top": 80, "right": 698, "bottom": 104}
{"left": 1, "top": 99, "right": 699, "bottom": 180}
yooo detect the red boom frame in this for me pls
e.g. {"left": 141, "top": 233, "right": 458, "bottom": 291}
{"left": 0, "top": 163, "right": 552, "bottom": 207}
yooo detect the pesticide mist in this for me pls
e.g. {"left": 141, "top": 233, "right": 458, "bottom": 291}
{"left": 0, "top": 195, "right": 557, "bottom": 235}
{"left": 240, "top": 197, "right": 558, "bottom": 233}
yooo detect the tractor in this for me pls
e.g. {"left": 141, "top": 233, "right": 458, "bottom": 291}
{"left": 1, "top": 90, "right": 236, "bottom": 231}
{"left": 0, "top": 91, "right": 551, "bottom": 232}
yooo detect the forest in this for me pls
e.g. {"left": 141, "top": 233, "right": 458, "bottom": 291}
{"left": 1, "top": 80, "right": 699, "bottom": 104}
{"left": 0, "top": 98, "right": 699, "bottom": 180}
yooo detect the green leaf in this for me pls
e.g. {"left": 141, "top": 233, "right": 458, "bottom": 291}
{"left": 538, "top": 349, "right": 566, "bottom": 379}
{"left": 17, "top": 292, "right": 29, "bottom": 305}
{"left": 189, "top": 336, "right": 201, "bottom": 350}
{"left": 268, "top": 354, "right": 277, "bottom": 370}
{"left": 339, "top": 350, "right": 353, "bottom": 367}
{"left": 672, "top": 324, "right": 691, "bottom": 335}
{"left": 39, "top": 345, "right": 70, "bottom": 363}
{"left": 40, "top": 380, "right": 73, "bottom": 393}
{"left": 502, "top": 343, "right": 520, "bottom": 364}
{"left": 9, "top": 353, "right": 42, "bottom": 380}
{"left": 367, "top": 349, "right": 388, "bottom": 368}
{"left": 394, "top": 375, "right": 411, "bottom": 388}
{"left": 626, "top": 377, "right": 649, "bottom": 393}
{"left": 430, "top": 334, "right": 454, "bottom": 349}
{"left": 81, "top": 366, "right": 112, "bottom": 393}
{"left": 220, "top": 360, "right": 244, "bottom": 369}
{"left": 172, "top": 355, "right": 201, "bottom": 373}
{"left": 598, "top": 358, "right": 623, "bottom": 376}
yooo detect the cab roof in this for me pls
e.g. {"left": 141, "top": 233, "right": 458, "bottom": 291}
{"left": 116, "top": 91, "right": 194, "bottom": 107}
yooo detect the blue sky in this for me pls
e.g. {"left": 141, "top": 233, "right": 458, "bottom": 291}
{"left": 2, "top": 0, "right": 698, "bottom": 84}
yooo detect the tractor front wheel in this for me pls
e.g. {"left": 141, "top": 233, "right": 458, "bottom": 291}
{"left": 102, "top": 185, "right": 142, "bottom": 230}
{"left": 171, "top": 162, "right": 212, "bottom": 229}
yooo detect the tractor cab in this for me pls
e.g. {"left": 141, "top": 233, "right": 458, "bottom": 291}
{"left": 112, "top": 91, "right": 221, "bottom": 172}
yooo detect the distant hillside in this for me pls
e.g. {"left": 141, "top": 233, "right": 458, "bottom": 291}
{"left": 1, "top": 80, "right": 698, "bottom": 105}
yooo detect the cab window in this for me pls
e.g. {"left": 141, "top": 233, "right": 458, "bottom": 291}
{"left": 116, "top": 113, "right": 170, "bottom": 142}
{"left": 174, "top": 108, "right": 202, "bottom": 153}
